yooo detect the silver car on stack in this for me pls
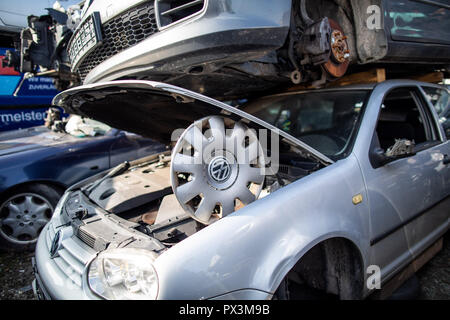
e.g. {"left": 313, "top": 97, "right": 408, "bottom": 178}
{"left": 33, "top": 79, "right": 449, "bottom": 300}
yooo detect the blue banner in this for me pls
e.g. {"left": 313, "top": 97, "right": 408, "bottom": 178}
{"left": 0, "top": 46, "right": 59, "bottom": 102}
{"left": 0, "top": 107, "right": 69, "bottom": 132}
{"left": 16, "top": 76, "right": 59, "bottom": 97}
{"left": 0, "top": 47, "right": 62, "bottom": 131}
{"left": 0, "top": 107, "right": 50, "bottom": 131}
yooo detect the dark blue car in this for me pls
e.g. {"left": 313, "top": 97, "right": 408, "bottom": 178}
{"left": 0, "top": 121, "right": 166, "bottom": 251}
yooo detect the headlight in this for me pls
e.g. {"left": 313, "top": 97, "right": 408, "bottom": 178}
{"left": 88, "top": 248, "right": 159, "bottom": 300}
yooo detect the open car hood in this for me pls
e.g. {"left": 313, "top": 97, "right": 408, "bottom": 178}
{"left": 53, "top": 80, "right": 334, "bottom": 166}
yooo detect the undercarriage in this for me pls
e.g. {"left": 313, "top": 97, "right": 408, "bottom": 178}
{"left": 5, "top": 0, "right": 449, "bottom": 98}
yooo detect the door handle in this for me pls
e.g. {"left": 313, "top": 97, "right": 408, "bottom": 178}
{"left": 443, "top": 155, "right": 450, "bottom": 165}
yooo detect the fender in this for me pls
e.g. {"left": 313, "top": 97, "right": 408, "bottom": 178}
{"left": 152, "top": 154, "right": 371, "bottom": 299}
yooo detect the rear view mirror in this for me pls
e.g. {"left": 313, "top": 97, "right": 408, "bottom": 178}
{"left": 372, "top": 139, "right": 416, "bottom": 168}
{"left": 385, "top": 139, "right": 415, "bottom": 158}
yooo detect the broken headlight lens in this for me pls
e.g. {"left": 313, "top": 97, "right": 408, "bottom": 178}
{"left": 88, "top": 248, "right": 159, "bottom": 300}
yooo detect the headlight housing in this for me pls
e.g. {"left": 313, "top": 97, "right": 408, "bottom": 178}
{"left": 88, "top": 248, "right": 159, "bottom": 300}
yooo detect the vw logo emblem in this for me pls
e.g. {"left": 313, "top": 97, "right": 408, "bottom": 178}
{"left": 208, "top": 156, "right": 232, "bottom": 182}
{"left": 50, "top": 230, "right": 61, "bottom": 258}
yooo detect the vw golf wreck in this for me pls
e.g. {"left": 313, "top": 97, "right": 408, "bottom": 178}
{"left": 33, "top": 80, "right": 449, "bottom": 300}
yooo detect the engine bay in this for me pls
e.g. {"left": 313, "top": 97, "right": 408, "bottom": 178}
{"left": 61, "top": 116, "right": 324, "bottom": 252}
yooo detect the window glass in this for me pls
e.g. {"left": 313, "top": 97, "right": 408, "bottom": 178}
{"left": 376, "top": 88, "right": 434, "bottom": 151}
{"left": 65, "top": 115, "right": 112, "bottom": 137}
{"left": 387, "top": 0, "right": 450, "bottom": 44}
{"left": 422, "top": 86, "right": 450, "bottom": 138}
{"left": 422, "top": 87, "right": 449, "bottom": 115}
{"left": 243, "top": 91, "right": 368, "bottom": 160}
{"left": 297, "top": 102, "right": 334, "bottom": 134}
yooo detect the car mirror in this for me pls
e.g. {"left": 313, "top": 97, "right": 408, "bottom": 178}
{"left": 372, "top": 139, "right": 416, "bottom": 168}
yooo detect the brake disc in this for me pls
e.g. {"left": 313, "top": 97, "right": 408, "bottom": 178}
{"left": 170, "top": 116, "right": 265, "bottom": 225}
{"left": 323, "top": 19, "right": 350, "bottom": 79}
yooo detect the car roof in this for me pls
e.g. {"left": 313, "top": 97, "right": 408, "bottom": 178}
{"left": 263, "top": 79, "right": 448, "bottom": 99}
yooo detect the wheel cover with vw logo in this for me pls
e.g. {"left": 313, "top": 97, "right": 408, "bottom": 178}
{"left": 208, "top": 157, "right": 231, "bottom": 183}
{"left": 171, "top": 116, "right": 265, "bottom": 225}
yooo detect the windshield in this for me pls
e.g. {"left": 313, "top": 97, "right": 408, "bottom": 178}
{"left": 65, "top": 115, "right": 112, "bottom": 137}
{"left": 243, "top": 90, "right": 369, "bottom": 160}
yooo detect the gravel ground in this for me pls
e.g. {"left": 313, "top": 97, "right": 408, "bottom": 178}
{"left": 0, "top": 233, "right": 448, "bottom": 300}
{"left": 417, "top": 232, "right": 450, "bottom": 299}
{"left": 0, "top": 251, "right": 35, "bottom": 300}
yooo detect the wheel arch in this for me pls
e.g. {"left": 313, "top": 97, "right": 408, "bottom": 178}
{"left": 0, "top": 180, "right": 66, "bottom": 201}
{"left": 293, "top": 0, "right": 358, "bottom": 59}
{"left": 0, "top": 180, "right": 66, "bottom": 251}
{"left": 272, "top": 234, "right": 366, "bottom": 299}
{"left": 292, "top": 0, "right": 387, "bottom": 64}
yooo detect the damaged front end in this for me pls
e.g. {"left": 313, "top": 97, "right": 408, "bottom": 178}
{"left": 36, "top": 80, "right": 333, "bottom": 299}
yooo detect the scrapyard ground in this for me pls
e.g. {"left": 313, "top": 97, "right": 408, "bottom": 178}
{"left": 0, "top": 232, "right": 448, "bottom": 300}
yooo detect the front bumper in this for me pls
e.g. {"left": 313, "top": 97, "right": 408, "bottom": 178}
{"left": 31, "top": 258, "right": 50, "bottom": 300}
{"left": 33, "top": 222, "right": 99, "bottom": 300}
{"left": 75, "top": 0, "right": 291, "bottom": 84}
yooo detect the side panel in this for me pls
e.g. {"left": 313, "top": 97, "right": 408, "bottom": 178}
{"left": 405, "top": 85, "right": 450, "bottom": 259}
{"left": 362, "top": 144, "right": 446, "bottom": 279}
{"left": 0, "top": 138, "right": 112, "bottom": 194}
{"left": 386, "top": 0, "right": 450, "bottom": 45}
{"left": 153, "top": 155, "right": 370, "bottom": 299}
{"left": 382, "top": 0, "right": 450, "bottom": 63}
{"left": 82, "top": 0, "right": 292, "bottom": 84}
{"left": 352, "top": 81, "right": 450, "bottom": 286}
{"left": 350, "top": 0, "right": 388, "bottom": 63}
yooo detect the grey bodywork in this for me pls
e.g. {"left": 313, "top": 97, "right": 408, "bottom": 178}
{"left": 70, "top": 0, "right": 450, "bottom": 99}
{"left": 34, "top": 80, "right": 449, "bottom": 299}
{"left": 79, "top": 0, "right": 292, "bottom": 85}
{"left": 0, "top": 125, "right": 165, "bottom": 195}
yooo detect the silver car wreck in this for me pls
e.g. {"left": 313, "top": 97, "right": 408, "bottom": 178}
{"left": 33, "top": 79, "right": 449, "bottom": 299}
{"left": 66, "top": 0, "right": 450, "bottom": 97}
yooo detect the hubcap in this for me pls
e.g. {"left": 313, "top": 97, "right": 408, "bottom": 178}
{"left": 208, "top": 156, "right": 231, "bottom": 183}
{"left": 0, "top": 193, "right": 53, "bottom": 244}
{"left": 171, "top": 116, "right": 265, "bottom": 224}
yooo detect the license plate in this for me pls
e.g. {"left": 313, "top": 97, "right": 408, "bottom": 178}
{"left": 68, "top": 11, "right": 103, "bottom": 71}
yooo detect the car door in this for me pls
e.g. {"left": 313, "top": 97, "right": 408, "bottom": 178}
{"left": 416, "top": 84, "right": 450, "bottom": 236}
{"left": 421, "top": 84, "right": 450, "bottom": 153}
{"left": 361, "top": 86, "right": 448, "bottom": 282}
{"left": 384, "top": 0, "right": 450, "bottom": 63}
{"left": 386, "top": 0, "right": 450, "bottom": 45}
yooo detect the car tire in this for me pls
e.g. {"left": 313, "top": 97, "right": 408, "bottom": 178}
{"left": 0, "top": 183, "right": 63, "bottom": 252}
{"left": 273, "top": 279, "right": 338, "bottom": 300}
